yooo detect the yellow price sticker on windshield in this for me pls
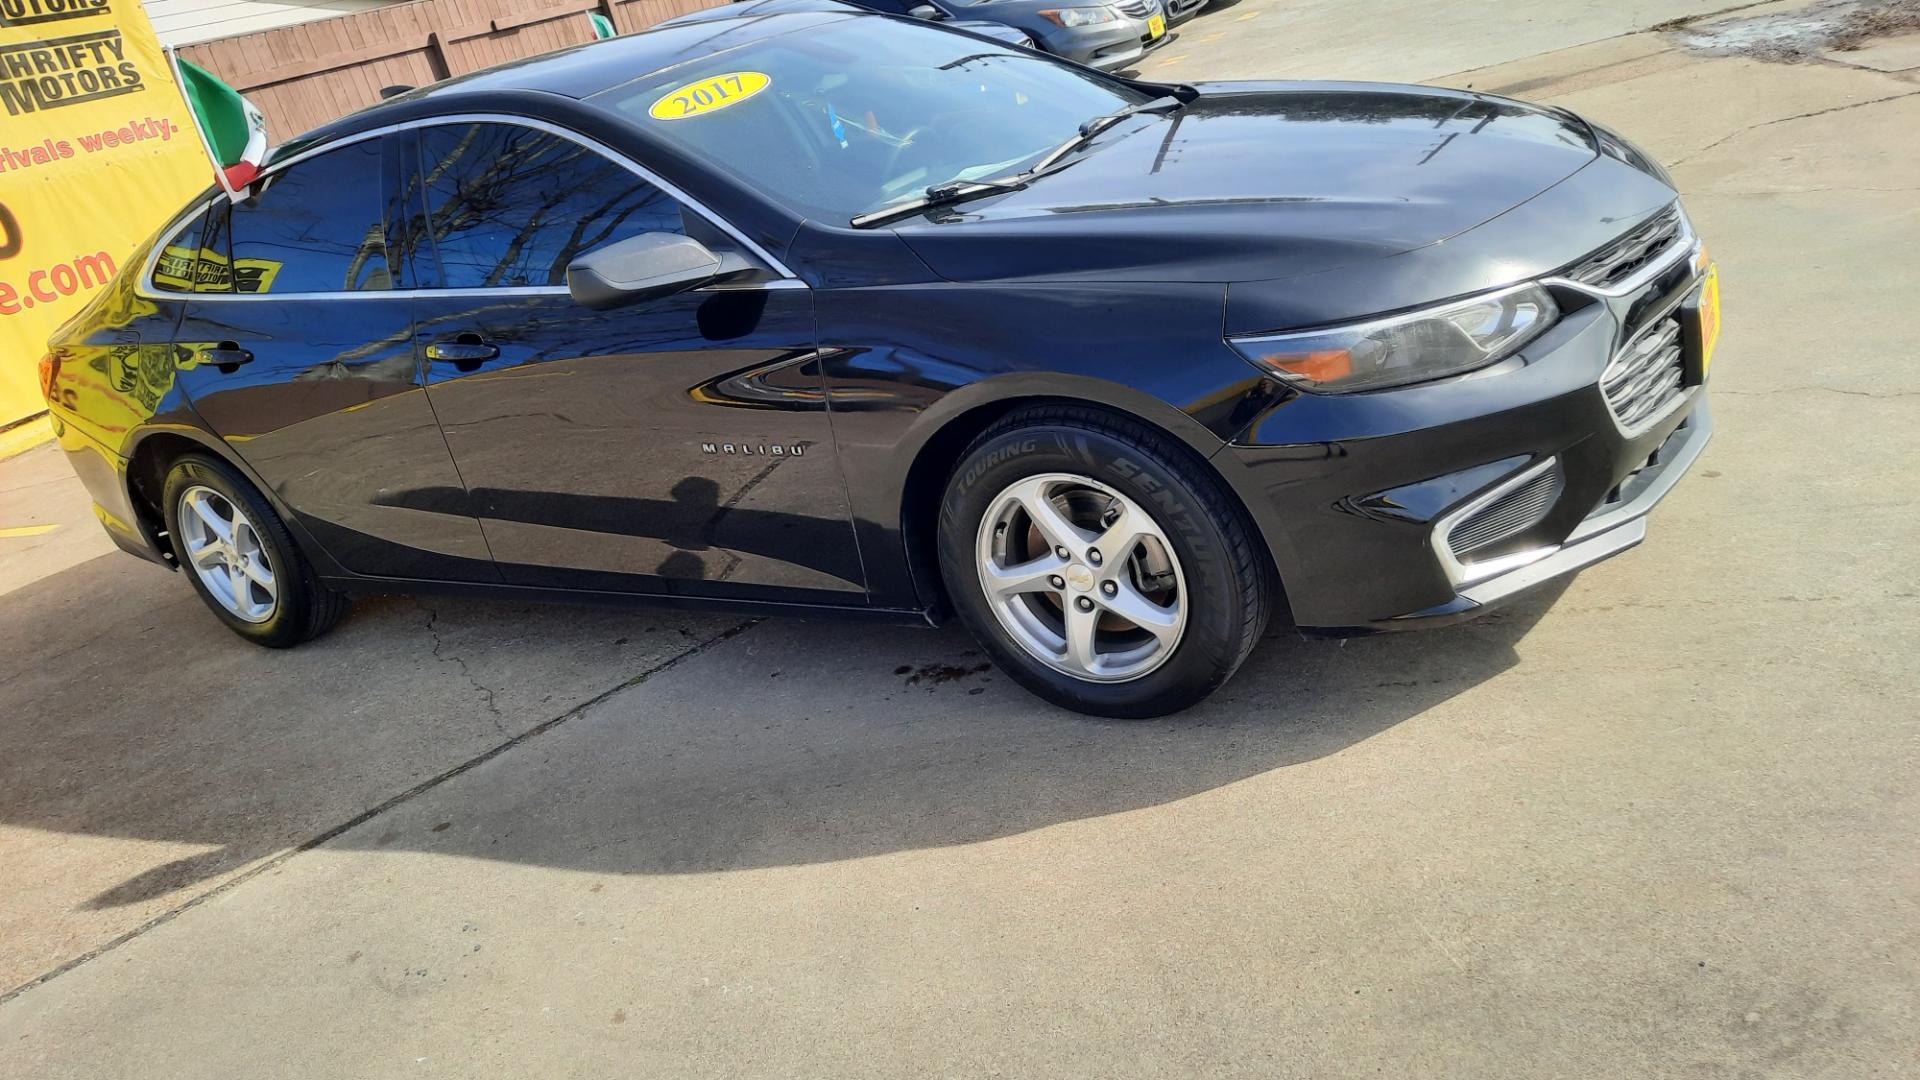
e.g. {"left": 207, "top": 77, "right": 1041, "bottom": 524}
{"left": 649, "top": 71, "right": 772, "bottom": 120}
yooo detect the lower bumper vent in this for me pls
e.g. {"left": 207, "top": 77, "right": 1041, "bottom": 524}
{"left": 1447, "top": 462, "right": 1565, "bottom": 559}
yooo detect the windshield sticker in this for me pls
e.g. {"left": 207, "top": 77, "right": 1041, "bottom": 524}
{"left": 648, "top": 72, "right": 771, "bottom": 121}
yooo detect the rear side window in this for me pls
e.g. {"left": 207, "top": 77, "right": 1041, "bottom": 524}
{"left": 200, "top": 139, "right": 393, "bottom": 295}
{"left": 149, "top": 204, "right": 212, "bottom": 293}
{"left": 414, "top": 123, "right": 686, "bottom": 289}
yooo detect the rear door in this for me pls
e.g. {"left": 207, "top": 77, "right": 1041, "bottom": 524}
{"left": 170, "top": 135, "right": 497, "bottom": 582}
{"left": 401, "top": 119, "right": 862, "bottom": 602}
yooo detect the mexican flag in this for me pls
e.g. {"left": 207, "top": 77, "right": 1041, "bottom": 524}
{"left": 170, "top": 54, "right": 269, "bottom": 197}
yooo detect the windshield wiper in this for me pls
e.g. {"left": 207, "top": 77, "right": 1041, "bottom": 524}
{"left": 850, "top": 176, "right": 1029, "bottom": 229}
{"left": 848, "top": 96, "right": 1183, "bottom": 229}
{"left": 1027, "top": 95, "right": 1185, "bottom": 174}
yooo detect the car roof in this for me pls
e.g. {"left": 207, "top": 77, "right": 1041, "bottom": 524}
{"left": 289, "top": 10, "right": 856, "bottom": 148}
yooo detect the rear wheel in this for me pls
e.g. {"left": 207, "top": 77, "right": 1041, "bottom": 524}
{"left": 161, "top": 453, "right": 348, "bottom": 648}
{"left": 937, "top": 406, "right": 1270, "bottom": 718}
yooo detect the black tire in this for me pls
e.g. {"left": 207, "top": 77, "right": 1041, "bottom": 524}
{"left": 160, "top": 452, "right": 349, "bottom": 648}
{"left": 936, "top": 406, "right": 1271, "bottom": 718}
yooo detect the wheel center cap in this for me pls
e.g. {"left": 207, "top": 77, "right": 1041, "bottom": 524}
{"left": 1065, "top": 564, "right": 1095, "bottom": 592}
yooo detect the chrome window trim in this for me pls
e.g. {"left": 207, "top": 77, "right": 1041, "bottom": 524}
{"left": 136, "top": 112, "right": 803, "bottom": 301}
{"left": 1430, "top": 456, "right": 1563, "bottom": 588}
{"left": 141, "top": 202, "right": 218, "bottom": 298}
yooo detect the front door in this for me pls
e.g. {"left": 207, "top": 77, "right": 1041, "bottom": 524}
{"left": 400, "top": 120, "right": 862, "bottom": 601}
{"left": 170, "top": 134, "right": 498, "bottom": 582}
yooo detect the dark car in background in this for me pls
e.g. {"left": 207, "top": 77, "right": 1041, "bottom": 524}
{"left": 42, "top": 9, "right": 1717, "bottom": 717}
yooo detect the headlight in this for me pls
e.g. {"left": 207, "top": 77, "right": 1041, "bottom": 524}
{"left": 1229, "top": 283, "right": 1559, "bottom": 393}
{"left": 1039, "top": 6, "right": 1119, "bottom": 26}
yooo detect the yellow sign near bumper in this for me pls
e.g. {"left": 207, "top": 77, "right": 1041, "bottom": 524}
{"left": 1148, "top": 13, "right": 1167, "bottom": 37}
{"left": 1699, "top": 263, "right": 1721, "bottom": 375}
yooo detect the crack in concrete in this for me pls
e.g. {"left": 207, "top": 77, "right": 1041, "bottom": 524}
{"left": 1667, "top": 88, "right": 1920, "bottom": 167}
{"left": 1716, "top": 385, "right": 1920, "bottom": 399}
{"left": 0, "top": 617, "right": 760, "bottom": 1007}
{"left": 1552, "top": 591, "right": 1917, "bottom": 615}
{"left": 1435, "top": 0, "right": 1804, "bottom": 85}
{"left": 1693, "top": 185, "right": 1920, "bottom": 194}
{"left": 1648, "top": 0, "right": 1795, "bottom": 33}
{"left": 416, "top": 599, "right": 504, "bottom": 732}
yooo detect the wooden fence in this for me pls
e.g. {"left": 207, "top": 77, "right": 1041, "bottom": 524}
{"left": 177, "top": 0, "right": 730, "bottom": 139}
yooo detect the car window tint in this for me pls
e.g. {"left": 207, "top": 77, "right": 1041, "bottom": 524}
{"left": 148, "top": 204, "right": 212, "bottom": 293}
{"left": 224, "top": 139, "right": 392, "bottom": 294}
{"left": 416, "top": 123, "right": 687, "bottom": 289}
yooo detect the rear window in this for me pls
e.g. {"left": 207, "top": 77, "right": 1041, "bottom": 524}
{"left": 594, "top": 16, "right": 1144, "bottom": 221}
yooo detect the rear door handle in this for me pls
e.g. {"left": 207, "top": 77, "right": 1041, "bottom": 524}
{"left": 204, "top": 342, "right": 253, "bottom": 370}
{"left": 426, "top": 337, "right": 500, "bottom": 371}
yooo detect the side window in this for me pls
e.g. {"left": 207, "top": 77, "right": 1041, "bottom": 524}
{"left": 416, "top": 123, "right": 687, "bottom": 289}
{"left": 148, "top": 204, "right": 212, "bottom": 293}
{"left": 216, "top": 139, "right": 392, "bottom": 295}
{"left": 853, "top": 0, "right": 929, "bottom": 15}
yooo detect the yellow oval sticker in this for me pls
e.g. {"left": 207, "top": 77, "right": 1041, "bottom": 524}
{"left": 648, "top": 71, "right": 771, "bottom": 121}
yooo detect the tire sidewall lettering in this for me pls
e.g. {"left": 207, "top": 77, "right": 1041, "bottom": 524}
{"left": 949, "top": 433, "right": 1214, "bottom": 561}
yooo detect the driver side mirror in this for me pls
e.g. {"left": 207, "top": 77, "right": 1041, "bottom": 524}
{"left": 907, "top": 4, "right": 945, "bottom": 19}
{"left": 566, "top": 232, "right": 748, "bottom": 311}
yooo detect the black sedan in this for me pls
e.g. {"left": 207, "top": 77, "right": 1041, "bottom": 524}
{"left": 42, "top": 8, "right": 1718, "bottom": 717}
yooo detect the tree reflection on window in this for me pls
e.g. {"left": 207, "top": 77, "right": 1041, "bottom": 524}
{"left": 418, "top": 123, "right": 686, "bottom": 289}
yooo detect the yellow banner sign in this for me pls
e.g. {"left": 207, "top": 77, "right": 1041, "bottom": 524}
{"left": 0, "top": 0, "right": 211, "bottom": 434}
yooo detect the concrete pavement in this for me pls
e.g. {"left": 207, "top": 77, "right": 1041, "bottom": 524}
{"left": 3, "top": 1, "right": 1918, "bottom": 1075}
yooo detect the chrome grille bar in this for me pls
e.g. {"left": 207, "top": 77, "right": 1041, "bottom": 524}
{"left": 1602, "top": 317, "right": 1685, "bottom": 434}
{"left": 1567, "top": 204, "right": 1683, "bottom": 289}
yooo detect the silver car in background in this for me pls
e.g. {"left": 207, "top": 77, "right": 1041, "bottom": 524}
{"left": 898, "top": 0, "right": 1178, "bottom": 70}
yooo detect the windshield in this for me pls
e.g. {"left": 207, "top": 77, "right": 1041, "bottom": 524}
{"left": 594, "top": 16, "right": 1149, "bottom": 221}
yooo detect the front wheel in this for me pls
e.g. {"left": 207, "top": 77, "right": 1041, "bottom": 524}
{"left": 937, "top": 407, "right": 1271, "bottom": 718}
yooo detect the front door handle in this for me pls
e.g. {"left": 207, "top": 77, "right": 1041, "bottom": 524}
{"left": 426, "top": 335, "right": 500, "bottom": 372}
{"left": 204, "top": 341, "right": 253, "bottom": 371}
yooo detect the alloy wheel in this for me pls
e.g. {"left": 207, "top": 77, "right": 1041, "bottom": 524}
{"left": 975, "top": 472, "right": 1188, "bottom": 683}
{"left": 177, "top": 485, "right": 278, "bottom": 624}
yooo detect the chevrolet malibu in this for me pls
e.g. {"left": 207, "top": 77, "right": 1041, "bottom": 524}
{"left": 42, "top": 9, "right": 1719, "bottom": 717}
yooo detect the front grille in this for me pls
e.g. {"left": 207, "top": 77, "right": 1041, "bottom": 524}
{"left": 1603, "top": 316, "right": 1685, "bottom": 432}
{"left": 1115, "top": 0, "right": 1152, "bottom": 16}
{"left": 1566, "top": 204, "right": 1683, "bottom": 289}
{"left": 1447, "top": 463, "right": 1565, "bottom": 559}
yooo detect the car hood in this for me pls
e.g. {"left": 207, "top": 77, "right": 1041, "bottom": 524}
{"left": 892, "top": 83, "right": 1599, "bottom": 284}
{"left": 948, "top": 18, "right": 1029, "bottom": 43}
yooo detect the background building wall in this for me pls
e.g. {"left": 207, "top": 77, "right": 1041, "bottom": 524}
{"left": 149, "top": 0, "right": 401, "bottom": 48}
{"left": 175, "top": 0, "right": 730, "bottom": 138}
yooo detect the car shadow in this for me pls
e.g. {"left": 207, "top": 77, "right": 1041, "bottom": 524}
{"left": 352, "top": 587, "right": 1569, "bottom": 878}
{"left": 2, "top": 547, "right": 1569, "bottom": 911}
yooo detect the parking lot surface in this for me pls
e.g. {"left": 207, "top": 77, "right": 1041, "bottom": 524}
{"left": 3, "top": 1, "right": 1917, "bottom": 1075}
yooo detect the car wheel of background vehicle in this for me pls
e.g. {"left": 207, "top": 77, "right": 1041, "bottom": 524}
{"left": 937, "top": 405, "right": 1271, "bottom": 718}
{"left": 161, "top": 453, "right": 349, "bottom": 648}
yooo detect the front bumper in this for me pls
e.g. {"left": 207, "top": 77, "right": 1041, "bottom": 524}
{"left": 1381, "top": 399, "right": 1710, "bottom": 630}
{"left": 1217, "top": 213, "right": 1716, "bottom": 633}
{"left": 1048, "top": 15, "right": 1172, "bottom": 70}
